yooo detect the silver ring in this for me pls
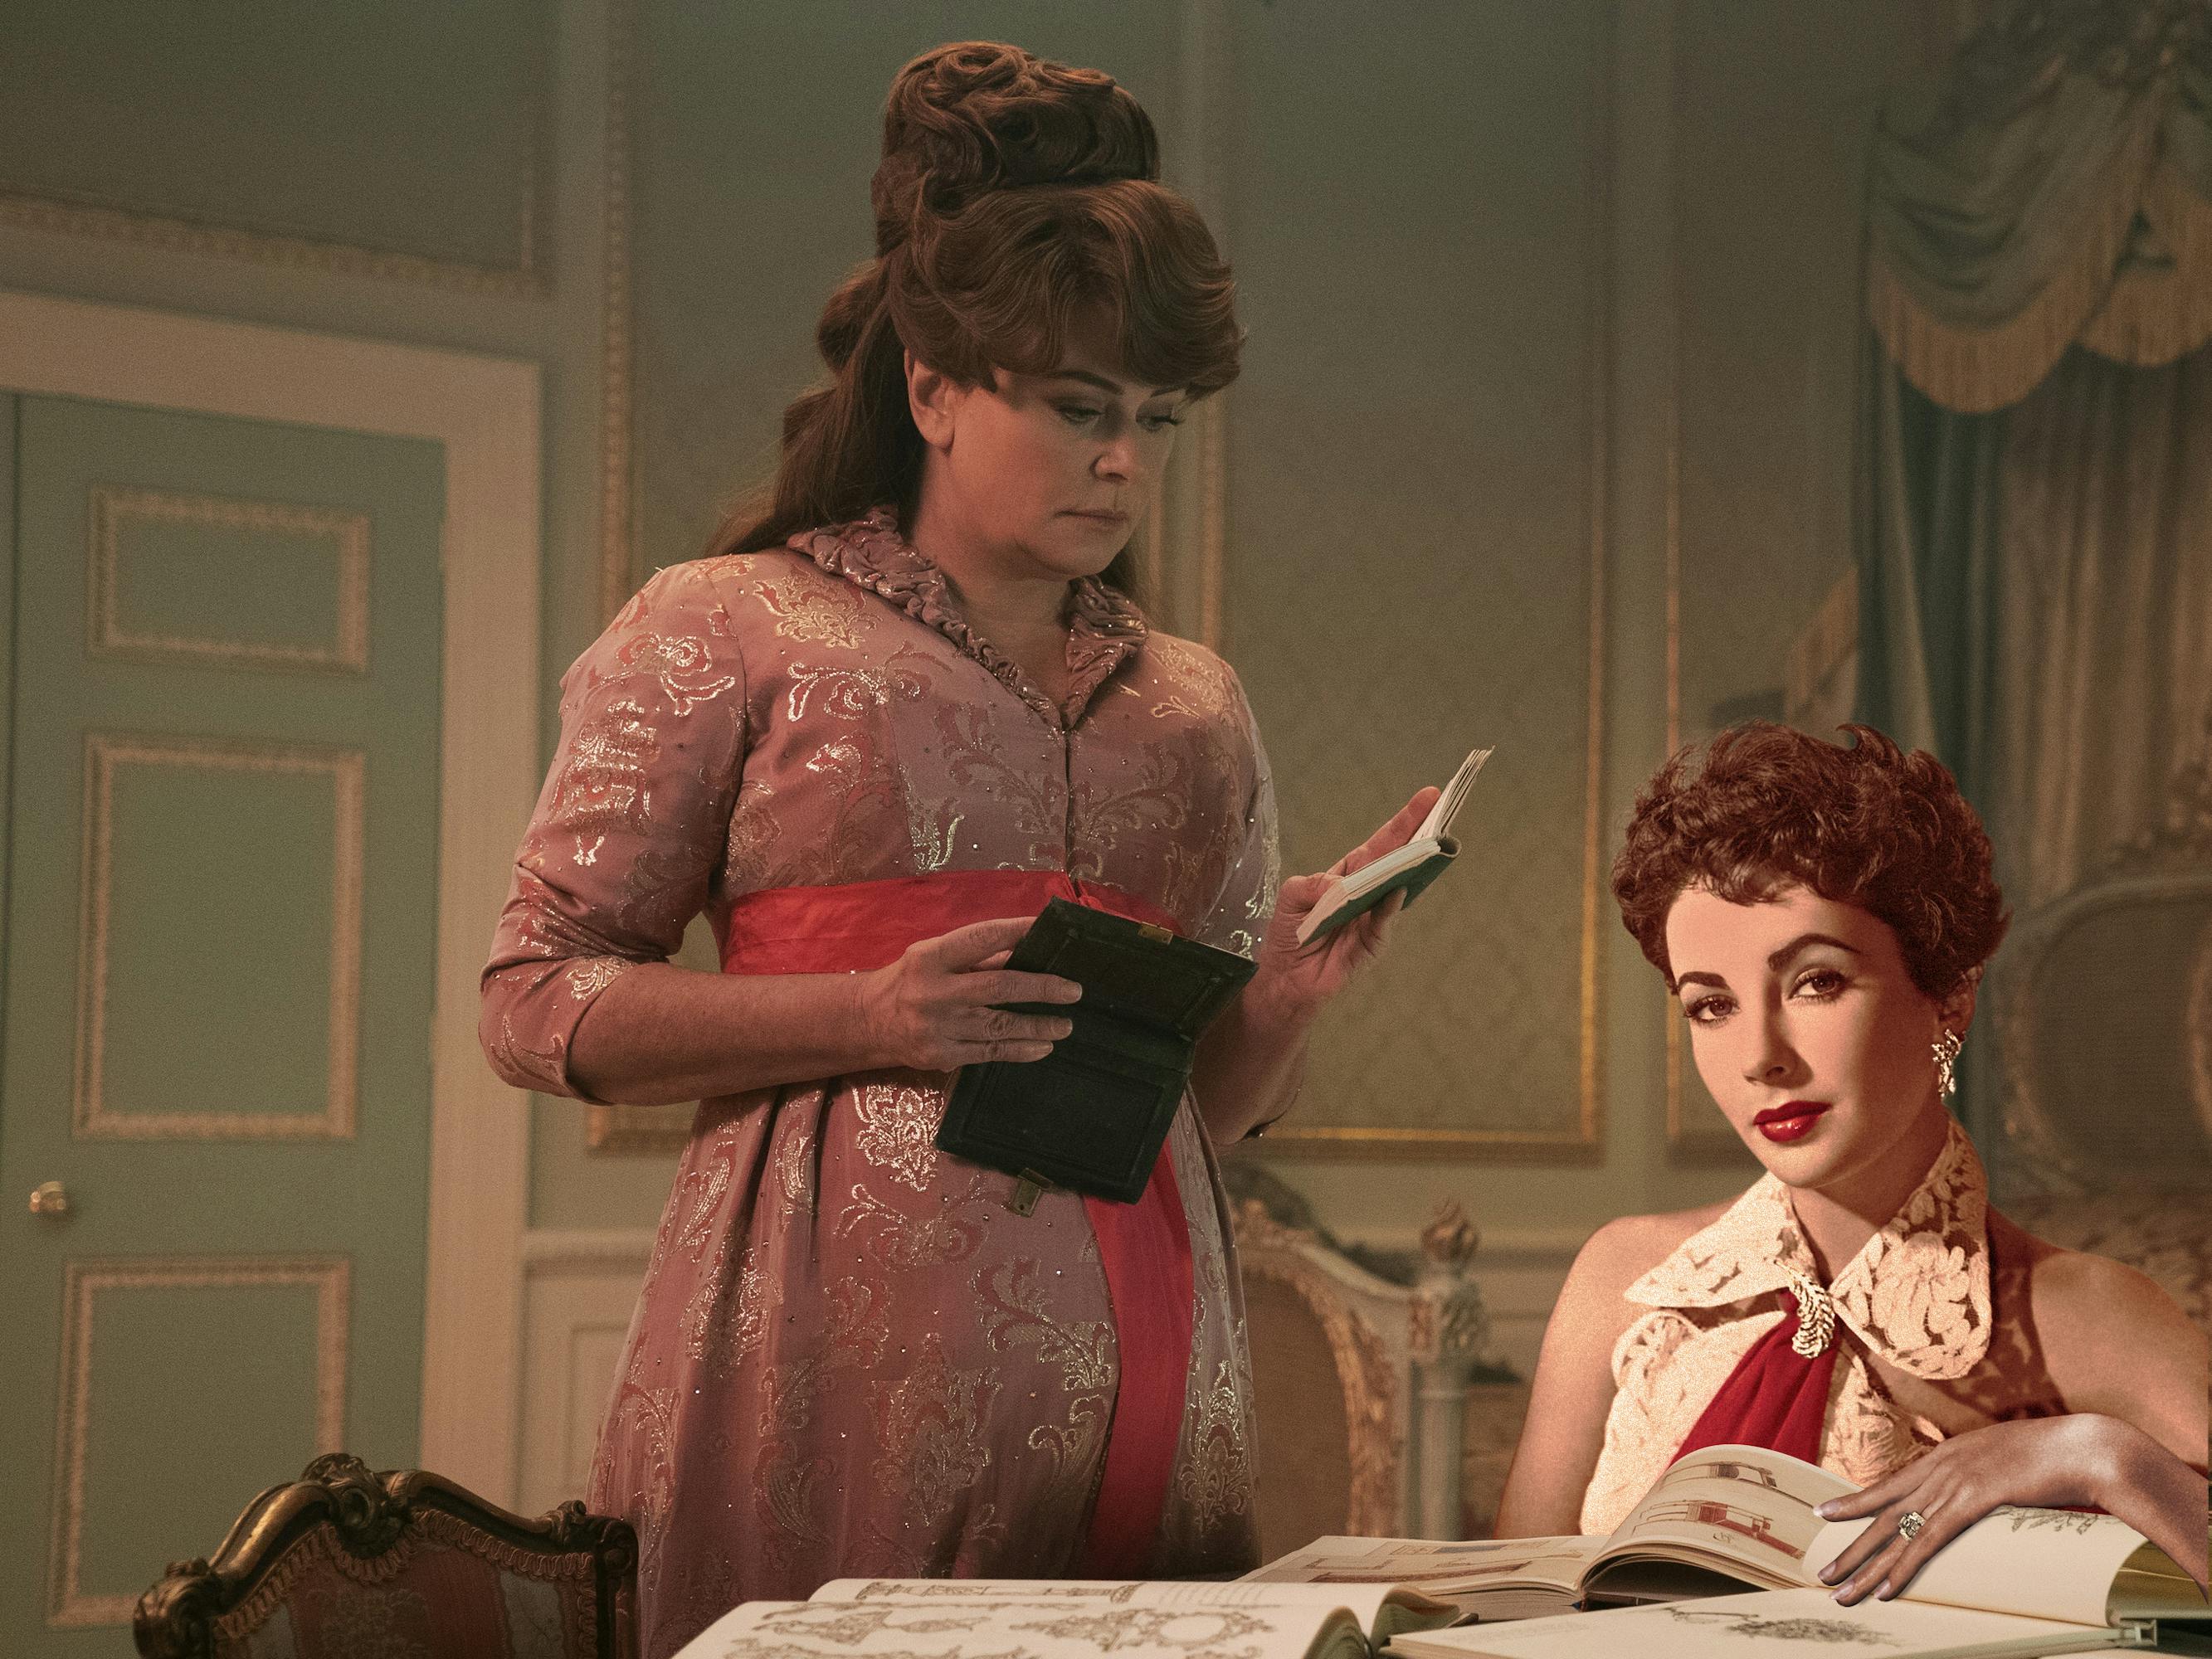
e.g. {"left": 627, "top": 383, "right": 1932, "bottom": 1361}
{"left": 1896, "top": 1509, "right": 1927, "bottom": 1541}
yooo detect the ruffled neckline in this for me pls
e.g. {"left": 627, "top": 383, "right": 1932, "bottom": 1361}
{"left": 1625, "top": 1115, "right": 1993, "bottom": 1380}
{"left": 786, "top": 508, "right": 1147, "bottom": 723}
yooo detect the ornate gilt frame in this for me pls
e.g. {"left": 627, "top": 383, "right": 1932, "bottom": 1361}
{"left": 1259, "top": 0, "right": 1613, "bottom": 1161}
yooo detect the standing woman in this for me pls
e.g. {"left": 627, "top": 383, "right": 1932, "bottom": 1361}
{"left": 480, "top": 41, "right": 1429, "bottom": 1656}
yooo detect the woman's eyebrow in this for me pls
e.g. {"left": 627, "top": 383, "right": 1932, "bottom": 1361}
{"left": 1671, "top": 933, "right": 1861, "bottom": 994}
{"left": 1045, "top": 368, "right": 1182, "bottom": 400}
{"left": 1045, "top": 369, "right": 1126, "bottom": 395}
{"left": 1767, "top": 932, "right": 1861, "bottom": 969}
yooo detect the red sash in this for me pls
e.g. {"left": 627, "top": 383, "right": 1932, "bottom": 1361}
{"left": 720, "top": 868, "right": 1198, "bottom": 1577}
{"left": 1672, "top": 1288, "right": 1841, "bottom": 1467}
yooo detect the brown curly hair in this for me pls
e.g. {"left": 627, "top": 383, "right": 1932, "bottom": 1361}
{"left": 1611, "top": 722, "right": 2010, "bottom": 999}
{"left": 710, "top": 41, "right": 1242, "bottom": 591}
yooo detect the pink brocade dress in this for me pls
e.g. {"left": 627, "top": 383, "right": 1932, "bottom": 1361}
{"left": 479, "top": 513, "right": 1279, "bottom": 1657}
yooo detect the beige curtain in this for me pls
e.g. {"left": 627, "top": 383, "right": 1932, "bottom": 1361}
{"left": 1986, "top": 340, "right": 2212, "bottom": 909}
{"left": 1854, "top": 2, "right": 2212, "bottom": 1149}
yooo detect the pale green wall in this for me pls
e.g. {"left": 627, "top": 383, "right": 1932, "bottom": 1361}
{"left": 0, "top": 0, "right": 1946, "bottom": 1254}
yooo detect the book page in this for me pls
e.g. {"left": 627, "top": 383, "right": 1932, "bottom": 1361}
{"left": 1391, "top": 1588, "right": 2123, "bottom": 1659}
{"left": 814, "top": 1577, "right": 1445, "bottom": 1643}
{"left": 1423, "top": 746, "right": 1494, "bottom": 839}
{"left": 1596, "top": 1444, "right": 1858, "bottom": 1590}
{"left": 1809, "top": 1506, "right": 2153, "bottom": 1627}
{"left": 1244, "top": 1534, "right": 1604, "bottom": 1596}
{"left": 675, "top": 1595, "right": 1359, "bottom": 1659}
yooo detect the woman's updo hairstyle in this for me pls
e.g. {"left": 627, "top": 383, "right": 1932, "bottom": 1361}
{"left": 1611, "top": 722, "right": 2011, "bottom": 1000}
{"left": 713, "top": 41, "right": 1243, "bottom": 585}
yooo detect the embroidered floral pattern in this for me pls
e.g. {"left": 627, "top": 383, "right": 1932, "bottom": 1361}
{"left": 754, "top": 571, "right": 866, "bottom": 648}
{"left": 563, "top": 956, "right": 632, "bottom": 1000}
{"left": 611, "top": 630, "right": 737, "bottom": 716}
{"left": 867, "top": 1333, "right": 1001, "bottom": 1533}
{"left": 551, "top": 699, "right": 658, "bottom": 866}
{"left": 477, "top": 516, "right": 1273, "bottom": 1656}
{"left": 852, "top": 1082, "right": 942, "bottom": 1191}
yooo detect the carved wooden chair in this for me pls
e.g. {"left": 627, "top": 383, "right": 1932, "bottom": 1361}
{"left": 1232, "top": 1190, "right": 1498, "bottom": 1556}
{"left": 1989, "top": 780, "right": 2212, "bottom": 1325}
{"left": 134, "top": 1453, "right": 636, "bottom": 1659}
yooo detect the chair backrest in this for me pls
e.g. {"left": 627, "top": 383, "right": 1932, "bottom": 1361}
{"left": 1988, "top": 799, "right": 2212, "bottom": 1326}
{"left": 1993, "top": 867, "right": 2212, "bottom": 1193}
{"left": 134, "top": 1453, "right": 636, "bottom": 1659}
{"left": 1233, "top": 1197, "right": 1493, "bottom": 1554}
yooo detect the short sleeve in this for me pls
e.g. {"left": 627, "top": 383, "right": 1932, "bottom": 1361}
{"left": 478, "top": 560, "right": 748, "bottom": 1099}
{"left": 1191, "top": 666, "right": 1280, "bottom": 959}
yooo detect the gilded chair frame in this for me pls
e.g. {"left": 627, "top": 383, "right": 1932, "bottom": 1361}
{"left": 134, "top": 1454, "right": 636, "bottom": 1659}
{"left": 1232, "top": 1201, "right": 1493, "bottom": 1540}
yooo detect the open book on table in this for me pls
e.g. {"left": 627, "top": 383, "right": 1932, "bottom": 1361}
{"left": 1251, "top": 1444, "right": 2202, "bottom": 1659}
{"left": 667, "top": 1575, "right": 1461, "bottom": 1659}
{"left": 1294, "top": 745, "right": 1492, "bottom": 947}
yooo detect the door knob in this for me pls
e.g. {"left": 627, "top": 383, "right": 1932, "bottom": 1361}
{"left": 29, "top": 1180, "right": 70, "bottom": 1217}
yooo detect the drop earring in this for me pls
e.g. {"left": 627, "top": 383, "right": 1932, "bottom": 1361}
{"left": 1932, "top": 1029, "right": 1962, "bottom": 1098}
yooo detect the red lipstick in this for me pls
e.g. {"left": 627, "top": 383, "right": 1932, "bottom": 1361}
{"left": 1752, "top": 1102, "right": 1830, "bottom": 1143}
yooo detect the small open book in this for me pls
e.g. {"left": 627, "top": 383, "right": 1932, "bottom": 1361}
{"left": 670, "top": 1577, "right": 1460, "bottom": 1658}
{"left": 1250, "top": 1445, "right": 2205, "bottom": 1659}
{"left": 1295, "top": 746, "right": 1493, "bottom": 947}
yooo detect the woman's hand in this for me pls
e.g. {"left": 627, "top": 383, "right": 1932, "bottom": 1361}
{"left": 1814, "top": 1414, "right": 2211, "bottom": 1603}
{"left": 1250, "top": 786, "right": 1441, "bottom": 1024}
{"left": 858, "top": 916, "right": 1082, "bottom": 1072}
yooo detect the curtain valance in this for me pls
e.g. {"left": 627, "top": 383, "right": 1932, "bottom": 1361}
{"left": 1869, "top": 0, "right": 2212, "bottom": 412}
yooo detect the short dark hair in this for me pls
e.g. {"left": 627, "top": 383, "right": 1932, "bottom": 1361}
{"left": 1611, "top": 722, "right": 2010, "bottom": 998}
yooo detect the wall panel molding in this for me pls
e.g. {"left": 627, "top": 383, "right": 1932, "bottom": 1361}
{"left": 515, "top": 1228, "right": 653, "bottom": 1516}
{"left": 597, "top": 0, "right": 639, "bottom": 622}
{"left": 46, "top": 1255, "right": 349, "bottom": 1627}
{"left": 0, "top": 189, "right": 545, "bottom": 299}
{"left": 74, "top": 733, "right": 365, "bottom": 1141}
{"left": 1260, "top": 0, "right": 1613, "bottom": 1161}
{"left": 89, "top": 485, "right": 371, "bottom": 675}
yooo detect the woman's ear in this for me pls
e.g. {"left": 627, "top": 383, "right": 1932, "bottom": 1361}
{"left": 905, "top": 349, "right": 958, "bottom": 450}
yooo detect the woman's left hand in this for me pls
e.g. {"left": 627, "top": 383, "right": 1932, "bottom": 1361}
{"left": 1250, "top": 786, "right": 1440, "bottom": 1022}
{"left": 1813, "top": 1415, "right": 2151, "bottom": 1603}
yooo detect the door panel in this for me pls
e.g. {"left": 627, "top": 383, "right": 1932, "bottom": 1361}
{"left": 0, "top": 392, "right": 446, "bottom": 1650}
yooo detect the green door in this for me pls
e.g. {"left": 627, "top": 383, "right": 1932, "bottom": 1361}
{"left": 0, "top": 393, "right": 446, "bottom": 1650}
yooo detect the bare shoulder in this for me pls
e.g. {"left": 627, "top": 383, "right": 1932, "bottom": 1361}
{"left": 2006, "top": 1212, "right": 2196, "bottom": 1335}
{"left": 1557, "top": 1203, "right": 1727, "bottom": 1326}
{"left": 1997, "top": 1209, "right": 2209, "bottom": 1411}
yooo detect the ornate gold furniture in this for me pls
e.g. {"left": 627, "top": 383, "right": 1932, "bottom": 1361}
{"left": 134, "top": 1453, "right": 636, "bottom": 1659}
{"left": 1233, "top": 1190, "right": 1498, "bottom": 1557}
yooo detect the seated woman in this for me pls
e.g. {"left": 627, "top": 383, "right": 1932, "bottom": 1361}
{"left": 1494, "top": 722, "right": 2209, "bottom": 1602}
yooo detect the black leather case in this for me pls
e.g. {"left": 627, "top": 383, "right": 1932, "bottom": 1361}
{"left": 934, "top": 898, "right": 1257, "bottom": 1203}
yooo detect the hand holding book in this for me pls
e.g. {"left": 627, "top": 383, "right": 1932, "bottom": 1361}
{"left": 1292, "top": 747, "right": 1493, "bottom": 951}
